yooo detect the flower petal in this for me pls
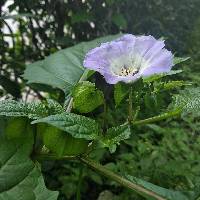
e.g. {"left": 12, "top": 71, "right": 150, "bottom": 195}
{"left": 141, "top": 49, "right": 173, "bottom": 76}
{"left": 143, "top": 40, "right": 165, "bottom": 62}
{"left": 83, "top": 34, "right": 174, "bottom": 84}
{"left": 83, "top": 34, "right": 136, "bottom": 75}
{"left": 132, "top": 35, "right": 158, "bottom": 57}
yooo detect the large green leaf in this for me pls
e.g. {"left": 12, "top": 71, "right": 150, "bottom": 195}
{"left": 0, "top": 137, "right": 58, "bottom": 200}
{"left": 42, "top": 126, "right": 88, "bottom": 156}
{"left": 0, "top": 99, "right": 63, "bottom": 120}
{"left": 0, "top": 100, "right": 47, "bottom": 119}
{"left": 170, "top": 87, "right": 200, "bottom": 116}
{"left": 126, "top": 175, "right": 200, "bottom": 200}
{"left": 23, "top": 34, "right": 122, "bottom": 94}
{"left": 32, "top": 112, "right": 100, "bottom": 140}
{"left": 5, "top": 117, "right": 33, "bottom": 139}
{"left": 0, "top": 117, "right": 7, "bottom": 136}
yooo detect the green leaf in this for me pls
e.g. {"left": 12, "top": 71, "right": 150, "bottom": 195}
{"left": 0, "top": 100, "right": 63, "bottom": 120}
{"left": 5, "top": 117, "right": 33, "bottom": 139}
{"left": 101, "top": 124, "right": 131, "bottom": 153}
{"left": 143, "top": 70, "right": 183, "bottom": 83}
{"left": 126, "top": 175, "right": 199, "bottom": 200}
{"left": 154, "top": 80, "right": 191, "bottom": 93}
{"left": 162, "top": 81, "right": 191, "bottom": 91}
{"left": 0, "top": 117, "right": 7, "bottom": 136}
{"left": 170, "top": 87, "right": 200, "bottom": 116}
{"left": 173, "top": 56, "right": 190, "bottom": 65}
{"left": 0, "top": 100, "right": 47, "bottom": 119}
{"left": 34, "top": 175, "right": 59, "bottom": 200}
{"left": 23, "top": 34, "right": 122, "bottom": 94}
{"left": 72, "top": 81, "right": 104, "bottom": 113}
{"left": 32, "top": 113, "right": 100, "bottom": 140}
{"left": 0, "top": 137, "right": 58, "bottom": 200}
{"left": 42, "top": 126, "right": 88, "bottom": 156}
{"left": 46, "top": 99, "right": 64, "bottom": 114}
{"left": 114, "top": 83, "right": 129, "bottom": 107}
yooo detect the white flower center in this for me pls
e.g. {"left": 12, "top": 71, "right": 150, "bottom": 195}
{"left": 110, "top": 53, "right": 149, "bottom": 77}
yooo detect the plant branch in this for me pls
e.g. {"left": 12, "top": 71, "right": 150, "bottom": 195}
{"left": 66, "top": 97, "right": 74, "bottom": 112}
{"left": 34, "top": 153, "right": 167, "bottom": 199}
{"left": 103, "top": 99, "right": 107, "bottom": 131}
{"left": 33, "top": 153, "right": 76, "bottom": 161}
{"left": 79, "top": 156, "right": 166, "bottom": 200}
{"left": 132, "top": 109, "right": 181, "bottom": 126}
{"left": 128, "top": 86, "right": 133, "bottom": 124}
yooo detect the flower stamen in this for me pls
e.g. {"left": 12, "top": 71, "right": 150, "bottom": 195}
{"left": 119, "top": 67, "right": 138, "bottom": 76}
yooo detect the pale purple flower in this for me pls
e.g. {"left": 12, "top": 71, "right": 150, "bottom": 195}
{"left": 83, "top": 34, "right": 174, "bottom": 84}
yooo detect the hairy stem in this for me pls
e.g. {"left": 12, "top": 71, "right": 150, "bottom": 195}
{"left": 66, "top": 97, "right": 74, "bottom": 112}
{"left": 132, "top": 109, "right": 181, "bottom": 126}
{"left": 79, "top": 157, "right": 166, "bottom": 200}
{"left": 103, "top": 99, "right": 107, "bottom": 131}
{"left": 128, "top": 86, "right": 133, "bottom": 124}
{"left": 35, "top": 153, "right": 166, "bottom": 199}
{"left": 34, "top": 153, "right": 76, "bottom": 161}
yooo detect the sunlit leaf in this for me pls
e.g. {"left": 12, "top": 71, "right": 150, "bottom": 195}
{"left": 32, "top": 112, "right": 100, "bottom": 140}
{"left": 72, "top": 81, "right": 104, "bottom": 113}
{"left": 0, "top": 137, "right": 58, "bottom": 199}
{"left": 126, "top": 175, "right": 200, "bottom": 200}
{"left": 170, "top": 87, "right": 200, "bottom": 116}
{"left": 42, "top": 126, "right": 88, "bottom": 156}
{"left": 0, "top": 100, "right": 63, "bottom": 119}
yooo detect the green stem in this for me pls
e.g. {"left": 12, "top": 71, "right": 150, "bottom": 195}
{"left": 34, "top": 153, "right": 76, "bottom": 161}
{"left": 128, "top": 86, "right": 133, "bottom": 124}
{"left": 132, "top": 109, "right": 181, "bottom": 126}
{"left": 66, "top": 97, "right": 73, "bottom": 112}
{"left": 79, "top": 157, "right": 166, "bottom": 200}
{"left": 103, "top": 99, "right": 107, "bottom": 131}
{"left": 35, "top": 153, "right": 166, "bottom": 199}
{"left": 133, "top": 106, "right": 140, "bottom": 121}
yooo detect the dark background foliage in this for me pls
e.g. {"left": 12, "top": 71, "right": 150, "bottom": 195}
{"left": 1, "top": 0, "right": 200, "bottom": 199}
